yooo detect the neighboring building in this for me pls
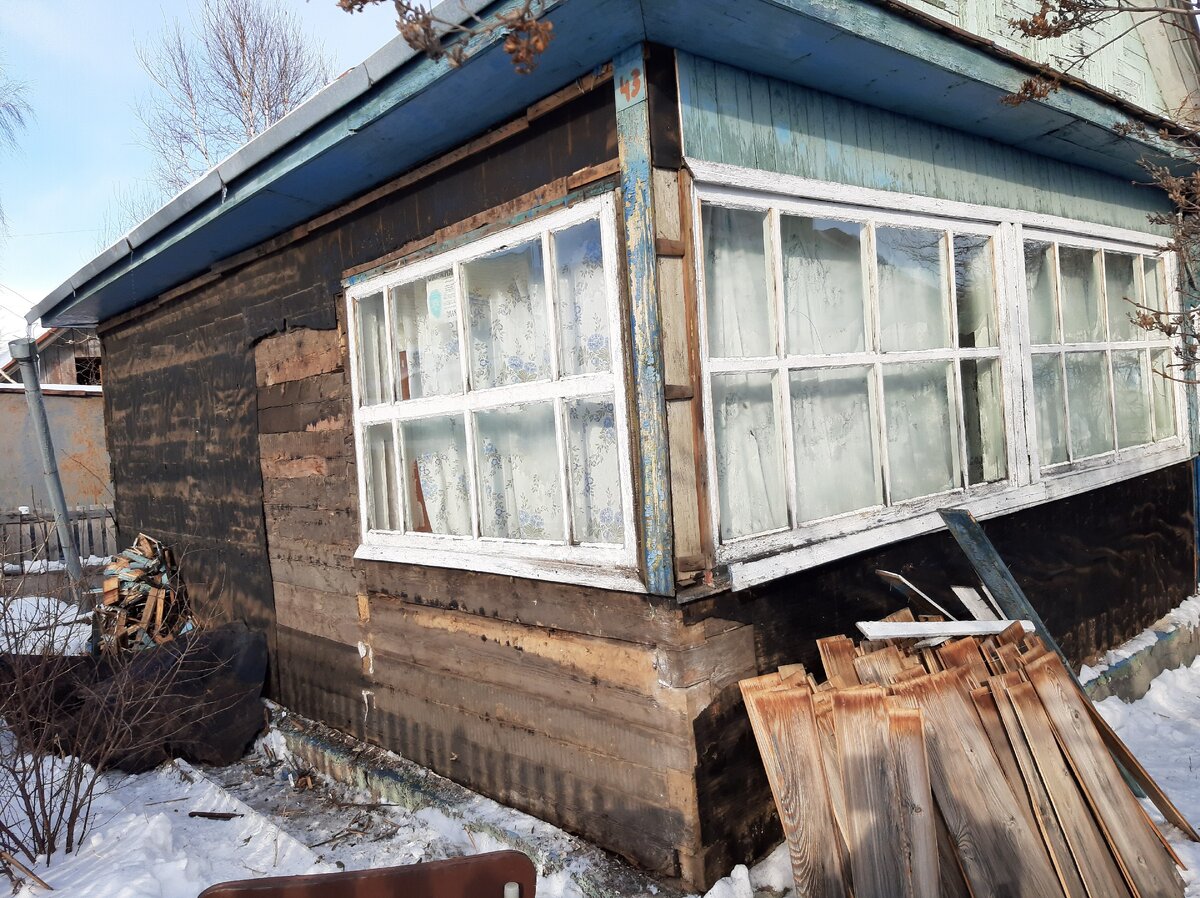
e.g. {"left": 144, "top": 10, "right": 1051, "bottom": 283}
{"left": 25, "top": 1, "right": 1200, "bottom": 887}
{"left": 1, "top": 328, "right": 103, "bottom": 386}
{"left": 0, "top": 383, "right": 111, "bottom": 511}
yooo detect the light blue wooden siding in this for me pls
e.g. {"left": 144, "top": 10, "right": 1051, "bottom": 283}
{"left": 678, "top": 53, "right": 1170, "bottom": 235}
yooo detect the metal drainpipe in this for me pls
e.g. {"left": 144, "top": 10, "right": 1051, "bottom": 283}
{"left": 8, "top": 337, "right": 85, "bottom": 604}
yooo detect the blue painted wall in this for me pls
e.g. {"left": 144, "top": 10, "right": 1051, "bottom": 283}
{"left": 677, "top": 52, "right": 1171, "bottom": 235}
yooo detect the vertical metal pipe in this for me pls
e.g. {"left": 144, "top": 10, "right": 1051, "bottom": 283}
{"left": 8, "top": 337, "right": 85, "bottom": 603}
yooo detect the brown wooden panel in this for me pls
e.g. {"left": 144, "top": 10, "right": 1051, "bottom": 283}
{"left": 365, "top": 683, "right": 687, "bottom": 877}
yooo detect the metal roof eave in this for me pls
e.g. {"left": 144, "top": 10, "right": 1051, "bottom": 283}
{"left": 33, "top": 0, "right": 1188, "bottom": 328}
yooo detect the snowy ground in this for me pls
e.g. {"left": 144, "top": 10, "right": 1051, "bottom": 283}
{"left": 4, "top": 598, "right": 1200, "bottom": 897}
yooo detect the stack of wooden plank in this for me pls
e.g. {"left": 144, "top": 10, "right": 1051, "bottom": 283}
{"left": 740, "top": 617, "right": 1195, "bottom": 898}
{"left": 99, "top": 533, "right": 191, "bottom": 654}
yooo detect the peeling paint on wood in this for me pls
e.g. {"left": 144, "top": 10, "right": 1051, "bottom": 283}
{"left": 615, "top": 43, "right": 674, "bottom": 597}
{"left": 676, "top": 52, "right": 1172, "bottom": 235}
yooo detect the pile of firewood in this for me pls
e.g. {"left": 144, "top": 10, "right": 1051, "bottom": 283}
{"left": 99, "top": 533, "right": 191, "bottom": 655}
{"left": 741, "top": 613, "right": 1195, "bottom": 898}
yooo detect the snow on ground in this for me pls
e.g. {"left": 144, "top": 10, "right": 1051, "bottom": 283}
{"left": 2, "top": 556, "right": 111, "bottom": 576}
{"left": 1080, "top": 594, "right": 1200, "bottom": 684}
{"left": 6, "top": 605, "right": 1200, "bottom": 896}
{"left": 1094, "top": 656, "right": 1200, "bottom": 896}
{"left": 0, "top": 595, "right": 91, "bottom": 654}
{"left": 14, "top": 760, "right": 329, "bottom": 898}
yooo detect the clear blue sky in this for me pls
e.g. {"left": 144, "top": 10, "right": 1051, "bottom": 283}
{"left": 0, "top": 0, "right": 403, "bottom": 342}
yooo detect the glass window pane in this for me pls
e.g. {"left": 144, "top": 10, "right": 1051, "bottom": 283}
{"left": 1151, "top": 348, "right": 1177, "bottom": 439}
{"left": 962, "top": 358, "right": 1007, "bottom": 484}
{"left": 1032, "top": 354, "right": 1068, "bottom": 467}
{"left": 1065, "top": 351, "right": 1114, "bottom": 458}
{"left": 365, "top": 423, "right": 399, "bottom": 531}
{"left": 1144, "top": 256, "right": 1166, "bottom": 313}
{"left": 400, "top": 416, "right": 471, "bottom": 535}
{"left": 464, "top": 240, "right": 550, "bottom": 389}
{"left": 1059, "top": 246, "right": 1104, "bottom": 342}
{"left": 1104, "top": 252, "right": 1140, "bottom": 342}
{"left": 566, "top": 398, "right": 624, "bottom": 545}
{"left": 954, "top": 235, "right": 997, "bottom": 348}
{"left": 356, "top": 292, "right": 391, "bottom": 406}
{"left": 1024, "top": 241, "right": 1058, "bottom": 345}
{"left": 702, "top": 205, "right": 774, "bottom": 358}
{"left": 877, "top": 226, "right": 949, "bottom": 351}
{"left": 712, "top": 372, "right": 787, "bottom": 540}
{"left": 1112, "top": 350, "right": 1152, "bottom": 449}
{"left": 391, "top": 271, "right": 461, "bottom": 400}
{"left": 781, "top": 216, "right": 866, "bottom": 354}
{"left": 475, "top": 403, "right": 563, "bottom": 541}
{"left": 555, "top": 220, "right": 611, "bottom": 376}
{"left": 883, "top": 361, "right": 959, "bottom": 501}
{"left": 790, "top": 366, "right": 882, "bottom": 521}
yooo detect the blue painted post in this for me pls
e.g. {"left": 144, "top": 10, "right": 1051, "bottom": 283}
{"left": 614, "top": 43, "right": 674, "bottom": 596}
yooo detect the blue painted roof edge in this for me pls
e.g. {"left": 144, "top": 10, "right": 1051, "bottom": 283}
{"left": 31, "top": 0, "right": 1192, "bottom": 327}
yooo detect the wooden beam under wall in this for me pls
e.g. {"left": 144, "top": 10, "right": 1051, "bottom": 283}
{"left": 615, "top": 43, "right": 674, "bottom": 596}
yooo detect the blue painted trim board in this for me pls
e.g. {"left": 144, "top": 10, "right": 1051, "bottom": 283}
{"left": 614, "top": 43, "right": 673, "bottom": 596}
{"left": 676, "top": 52, "right": 1172, "bottom": 236}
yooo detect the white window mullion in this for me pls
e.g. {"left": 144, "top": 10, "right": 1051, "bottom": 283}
{"left": 999, "top": 222, "right": 1033, "bottom": 486}
{"left": 392, "top": 418, "right": 407, "bottom": 533}
{"left": 543, "top": 231, "right": 563, "bottom": 381}
{"left": 864, "top": 222, "right": 893, "bottom": 506}
{"left": 553, "top": 396, "right": 573, "bottom": 544}
{"left": 769, "top": 209, "right": 799, "bottom": 528}
{"left": 945, "top": 230, "right": 970, "bottom": 488}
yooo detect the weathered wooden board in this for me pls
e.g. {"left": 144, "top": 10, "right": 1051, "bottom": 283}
{"left": 676, "top": 52, "right": 1172, "bottom": 234}
{"left": 888, "top": 704, "right": 938, "bottom": 898}
{"left": 858, "top": 620, "right": 1034, "bottom": 640}
{"left": 1024, "top": 653, "right": 1184, "bottom": 897}
{"left": 891, "top": 669, "right": 1065, "bottom": 897}
{"left": 817, "top": 636, "right": 860, "bottom": 687}
{"left": 989, "top": 678, "right": 1090, "bottom": 898}
{"left": 1003, "top": 680, "right": 1132, "bottom": 898}
{"left": 834, "top": 687, "right": 911, "bottom": 898}
{"left": 741, "top": 686, "right": 849, "bottom": 898}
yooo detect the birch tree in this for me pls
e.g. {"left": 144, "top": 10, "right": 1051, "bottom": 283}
{"left": 137, "top": 0, "right": 333, "bottom": 195}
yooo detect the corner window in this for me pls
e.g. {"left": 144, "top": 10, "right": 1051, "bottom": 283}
{"left": 1023, "top": 240, "right": 1177, "bottom": 468}
{"left": 699, "top": 200, "right": 1008, "bottom": 547}
{"left": 692, "top": 174, "right": 1186, "bottom": 575}
{"left": 346, "top": 195, "right": 638, "bottom": 586}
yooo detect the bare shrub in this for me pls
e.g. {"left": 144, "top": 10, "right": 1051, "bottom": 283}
{"left": 0, "top": 535, "right": 262, "bottom": 887}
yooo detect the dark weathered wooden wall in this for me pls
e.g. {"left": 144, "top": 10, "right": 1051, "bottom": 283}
{"left": 100, "top": 85, "right": 616, "bottom": 657}
{"left": 678, "top": 461, "right": 1197, "bottom": 882}
{"left": 101, "top": 85, "right": 746, "bottom": 882}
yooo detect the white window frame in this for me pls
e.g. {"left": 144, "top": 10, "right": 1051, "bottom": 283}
{"left": 686, "top": 159, "right": 1192, "bottom": 591}
{"left": 344, "top": 194, "right": 643, "bottom": 592}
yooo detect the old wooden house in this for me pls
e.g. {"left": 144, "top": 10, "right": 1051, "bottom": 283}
{"left": 27, "top": 0, "right": 1200, "bottom": 888}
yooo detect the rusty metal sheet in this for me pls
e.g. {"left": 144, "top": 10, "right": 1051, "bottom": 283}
{"left": 197, "top": 849, "right": 537, "bottom": 898}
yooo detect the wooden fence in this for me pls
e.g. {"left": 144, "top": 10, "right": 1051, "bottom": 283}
{"left": 0, "top": 506, "right": 117, "bottom": 569}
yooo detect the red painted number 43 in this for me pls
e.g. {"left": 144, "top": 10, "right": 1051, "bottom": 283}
{"left": 619, "top": 67, "right": 642, "bottom": 103}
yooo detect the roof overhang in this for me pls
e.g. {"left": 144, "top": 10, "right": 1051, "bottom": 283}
{"left": 32, "top": 0, "right": 1190, "bottom": 328}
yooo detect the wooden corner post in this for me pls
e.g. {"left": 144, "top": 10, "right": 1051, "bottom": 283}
{"left": 615, "top": 44, "right": 674, "bottom": 596}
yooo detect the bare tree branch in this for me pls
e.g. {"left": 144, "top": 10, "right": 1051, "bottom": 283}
{"left": 136, "top": 0, "right": 332, "bottom": 196}
{"left": 337, "top": 0, "right": 553, "bottom": 74}
{"left": 1007, "top": 1, "right": 1200, "bottom": 375}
